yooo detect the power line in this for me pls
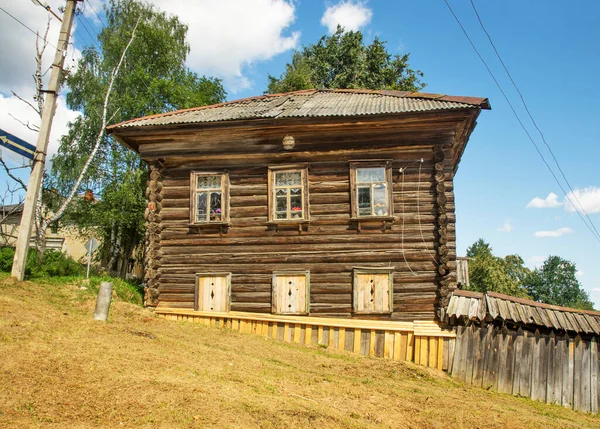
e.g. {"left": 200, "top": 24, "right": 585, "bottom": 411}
{"left": 0, "top": 6, "right": 60, "bottom": 51}
{"left": 467, "top": 0, "right": 600, "bottom": 240}
{"left": 442, "top": 0, "right": 600, "bottom": 244}
{"left": 85, "top": 0, "right": 107, "bottom": 27}
{"left": 75, "top": 13, "right": 102, "bottom": 51}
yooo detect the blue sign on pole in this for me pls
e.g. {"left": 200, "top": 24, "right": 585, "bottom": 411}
{"left": 0, "top": 128, "right": 36, "bottom": 161}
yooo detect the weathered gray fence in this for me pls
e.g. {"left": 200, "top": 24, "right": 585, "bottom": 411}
{"left": 449, "top": 324, "right": 599, "bottom": 413}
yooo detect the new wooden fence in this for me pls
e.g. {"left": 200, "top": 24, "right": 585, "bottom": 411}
{"left": 449, "top": 324, "right": 600, "bottom": 413}
{"left": 155, "top": 308, "right": 455, "bottom": 369}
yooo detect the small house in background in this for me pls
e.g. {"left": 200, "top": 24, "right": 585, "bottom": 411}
{"left": 108, "top": 89, "right": 489, "bottom": 366}
{"left": 0, "top": 203, "right": 90, "bottom": 261}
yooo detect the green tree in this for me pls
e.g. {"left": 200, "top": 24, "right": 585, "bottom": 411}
{"left": 523, "top": 256, "right": 594, "bottom": 310}
{"left": 465, "top": 239, "right": 530, "bottom": 298}
{"left": 266, "top": 26, "right": 425, "bottom": 93}
{"left": 49, "top": 0, "right": 226, "bottom": 277}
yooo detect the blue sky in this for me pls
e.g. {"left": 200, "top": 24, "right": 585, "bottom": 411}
{"left": 1, "top": 1, "right": 599, "bottom": 306}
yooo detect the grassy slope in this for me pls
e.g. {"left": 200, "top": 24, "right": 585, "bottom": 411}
{"left": 0, "top": 276, "right": 598, "bottom": 429}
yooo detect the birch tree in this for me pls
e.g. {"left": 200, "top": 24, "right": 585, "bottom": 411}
{"left": 49, "top": 0, "right": 226, "bottom": 276}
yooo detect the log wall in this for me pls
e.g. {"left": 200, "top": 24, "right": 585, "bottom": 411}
{"left": 152, "top": 145, "right": 456, "bottom": 321}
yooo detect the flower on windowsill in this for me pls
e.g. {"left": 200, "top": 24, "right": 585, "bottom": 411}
{"left": 291, "top": 206, "right": 301, "bottom": 211}
{"left": 211, "top": 208, "right": 222, "bottom": 214}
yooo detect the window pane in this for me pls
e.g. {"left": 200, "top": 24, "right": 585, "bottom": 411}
{"left": 196, "top": 192, "right": 207, "bottom": 222}
{"left": 373, "top": 184, "right": 388, "bottom": 216}
{"left": 276, "top": 213, "right": 287, "bottom": 219}
{"left": 276, "top": 188, "right": 286, "bottom": 197}
{"left": 210, "top": 192, "right": 222, "bottom": 221}
{"left": 197, "top": 175, "right": 221, "bottom": 189}
{"left": 290, "top": 194, "right": 302, "bottom": 218}
{"left": 357, "top": 186, "right": 371, "bottom": 216}
{"left": 356, "top": 167, "right": 385, "bottom": 183}
{"left": 276, "top": 195, "right": 288, "bottom": 213}
{"left": 275, "top": 171, "right": 301, "bottom": 186}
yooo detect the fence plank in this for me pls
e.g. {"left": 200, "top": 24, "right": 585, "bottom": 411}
{"left": 518, "top": 330, "right": 534, "bottom": 397}
{"left": 512, "top": 328, "right": 524, "bottom": 395}
{"left": 452, "top": 325, "right": 469, "bottom": 382}
{"left": 498, "top": 328, "right": 515, "bottom": 395}
{"left": 546, "top": 332, "right": 559, "bottom": 405}
{"left": 447, "top": 337, "right": 456, "bottom": 373}
{"left": 465, "top": 325, "right": 479, "bottom": 385}
{"left": 471, "top": 325, "right": 486, "bottom": 387}
{"left": 573, "top": 336, "right": 584, "bottom": 411}
{"left": 482, "top": 326, "right": 497, "bottom": 389}
{"left": 579, "top": 337, "right": 591, "bottom": 413}
{"left": 591, "top": 337, "right": 598, "bottom": 414}
{"left": 562, "top": 335, "right": 574, "bottom": 408}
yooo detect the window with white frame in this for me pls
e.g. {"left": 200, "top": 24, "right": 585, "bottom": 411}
{"left": 350, "top": 162, "right": 393, "bottom": 218}
{"left": 190, "top": 172, "right": 229, "bottom": 224}
{"left": 268, "top": 166, "right": 309, "bottom": 222}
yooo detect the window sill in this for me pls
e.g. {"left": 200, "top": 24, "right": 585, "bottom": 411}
{"left": 266, "top": 220, "right": 310, "bottom": 233}
{"left": 188, "top": 222, "right": 230, "bottom": 234}
{"left": 349, "top": 216, "right": 394, "bottom": 231}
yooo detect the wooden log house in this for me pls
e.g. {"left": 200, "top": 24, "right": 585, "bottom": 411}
{"left": 107, "top": 89, "right": 490, "bottom": 367}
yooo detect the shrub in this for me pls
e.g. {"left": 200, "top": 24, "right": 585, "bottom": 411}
{"left": 0, "top": 247, "right": 15, "bottom": 272}
{"left": 26, "top": 250, "right": 85, "bottom": 278}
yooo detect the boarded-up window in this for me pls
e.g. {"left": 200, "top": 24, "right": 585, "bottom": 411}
{"left": 272, "top": 271, "right": 310, "bottom": 314}
{"left": 190, "top": 172, "right": 230, "bottom": 224}
{"left": 195, "top": 273, "right": 231, "bottom": 312}
{"left": 267, "top": 166, "right": 309, "bottom": 222}
{"left": 353, "top": 268, "right": 394, "bottom": 314}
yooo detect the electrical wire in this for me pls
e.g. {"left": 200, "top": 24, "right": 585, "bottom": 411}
{"left": 0, "top": 6, "right": 60, "bottom": 51}
{"left": 442, "top": 0, "right": 600, "bottom": 244}
{"left": 75, "top": 13, "right": 102, "bottom": 51}
{"left": 400, "top": 168, "right": 418, "bottom": 277}
{"left": 468, "top": 0, "right": 600, "bottom": 240}
{"left": 85, "top": 0, "right": 107, "bottom": 27}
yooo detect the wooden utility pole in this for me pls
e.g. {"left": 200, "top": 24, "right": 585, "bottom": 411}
{"left": 11, "top": 0, "right": 79, "bottom": 280}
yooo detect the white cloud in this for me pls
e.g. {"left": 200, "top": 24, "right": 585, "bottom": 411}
{"left": 0, "top": 93, "right": 80, "bottom": 166}
{"left": 591, "top": 287, "right": 600, "bottom": 293}
{"left": 534, "top": 227, "right": 573, "bottom": 238}
{"left": 151, "top": 0, "right": 299, "bottom": 93}
{"left": 527, "top": 255, "right": 546, "bottom": 268}
{"left": 564, "top": 187, "right": 600, "bottom": 214}
{"left": 498, "top": 220, "right": 513, "bottom": 233}
{"left": 321, "top": 1, "right": 373, "bottom": 33}
{"left": 576, "top": 270, "right": 584, "bottom": 278}
{"left": 526, "top": 192, "right": 562, "bottom": 209}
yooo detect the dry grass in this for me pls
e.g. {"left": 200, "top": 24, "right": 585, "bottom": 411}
{"left": 0, "top": 276, "right": 598, "bottom": 428}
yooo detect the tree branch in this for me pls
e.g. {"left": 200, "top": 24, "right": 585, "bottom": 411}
{"left": 11, "top": 91, "right": 40, "bottom": 116}
{"left": 0, "top": 158, "right": 28, "bottom": 192}
{"left": 44, "top": 18, "right": 142, "bottom": 228}
{"left": 8, "top": 113, "right": 40, "bottom": 132}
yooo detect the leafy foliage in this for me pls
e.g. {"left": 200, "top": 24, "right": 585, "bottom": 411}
{"left": 465, "top": 239, "right": 530, "bottom": 298}
{"left": 0, "top": 247, "right": 84, "bottom": 277}
{"left": 49, "top": 0, "right": 226, "bottom": 276}
{"left": 266, "top": 26, "right": 425, "bottom": 93}
{"left": 523, "top": 256, "right": 594, "bottom": 310}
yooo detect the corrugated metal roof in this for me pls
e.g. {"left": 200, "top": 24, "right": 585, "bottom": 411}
{"left": 447, "top": 290, "right": 600, "bottom": 335}
{"left": 107, "top": 89, "right": 490, "bottom": 130}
